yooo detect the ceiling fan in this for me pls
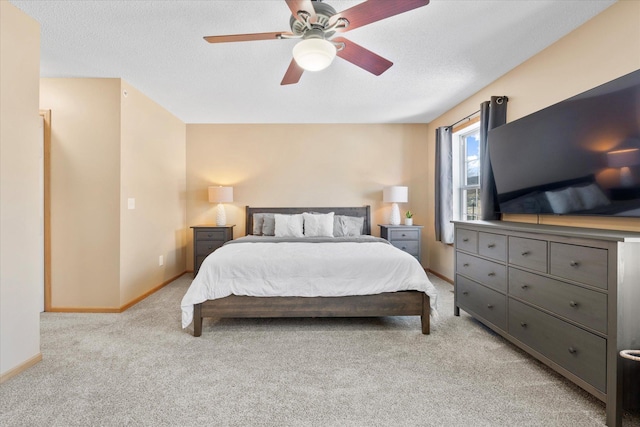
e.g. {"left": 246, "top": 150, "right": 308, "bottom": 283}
{"left": 203, "top": 0, "right": 430, "bottom": 85}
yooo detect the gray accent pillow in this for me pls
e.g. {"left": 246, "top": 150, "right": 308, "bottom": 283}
{"left": 252, "top": 213, "right": 265, "bottom": 235}
{"left": 333, "top": 215, "right": 365, "bottom": 237}
{"left": 261, "top": 214, "right": 276, "bottom": 236}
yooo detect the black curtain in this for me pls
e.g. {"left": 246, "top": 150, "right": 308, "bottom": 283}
{"left": 434, "top": 126, "right": 454, "bottom": 243}
{"left": 480, "top": 96, "right": 508, "bottom": 220}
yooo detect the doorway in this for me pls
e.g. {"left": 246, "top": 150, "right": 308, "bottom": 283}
{"left": 39, "top": 110, "right": 51, "bottom": 312}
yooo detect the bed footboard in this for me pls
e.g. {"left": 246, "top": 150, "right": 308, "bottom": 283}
{"left": 191, "top": 291, "right": 430, "bottom": 336}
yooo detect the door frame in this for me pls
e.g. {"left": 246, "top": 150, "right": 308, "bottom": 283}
{"left": 40, "top": 110, "right": 51, "bottom": 311}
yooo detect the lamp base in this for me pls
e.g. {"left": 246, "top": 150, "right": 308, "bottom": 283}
{"left": 215, "top": 203, "right": 227, "bottom": 226}
{"left": 389, "top": 203, "right": 401, "bottom": 225}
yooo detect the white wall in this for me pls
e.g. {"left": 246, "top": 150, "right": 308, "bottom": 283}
{"left": 0, "top": 0, "right": 42, "bottom": 380}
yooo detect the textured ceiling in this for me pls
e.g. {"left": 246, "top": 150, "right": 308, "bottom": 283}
{"left": 10, "top": 0, "right": 615, "bottom": 124}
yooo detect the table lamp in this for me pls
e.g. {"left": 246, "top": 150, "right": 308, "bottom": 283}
{"left": 383, "top": 186, "right": 408, "bottom": 225}
{"left": 208, "top": 186, "right": 233, "bottom": 226}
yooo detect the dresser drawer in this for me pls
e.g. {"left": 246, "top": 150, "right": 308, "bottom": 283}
{"left": 478, "top": 232, "right": 507, "bottom": 262}
{"left": 457, "top": 275, "right": 506, "bottom": 330}
{"left": 509, "top": 268, "right": 607, "bottom": 334}
{"left": 195, "top": 229, "right": 226, "bottom": 241}
{"left": 508, "top": 237, "right": 548, "bottom": 272}
{"left": 388, "top": 228, "right": 420, "bottom": 241}
{"left": 456, "top": 228, "right": 478, "bottom": 253}
{"left": 550, "top": 243, "right": 608, "bottom": 289}
{"left": 196, "top": 240, "right": 224, "bottom": 256}
{"left": 509, "top": 299, "right": 606, "bottom": 392}
{"left": 391, "top": 240, "right": 419, "bottom": 257}
{"left": 456, "top": 252, "right": 507, "bottom": 293}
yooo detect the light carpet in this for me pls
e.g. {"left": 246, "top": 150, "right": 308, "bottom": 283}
{"left": 1, "top": 273, "right": 638, "bottom": 426}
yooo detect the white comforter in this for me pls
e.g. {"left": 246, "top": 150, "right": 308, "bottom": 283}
{"left": 181, "top": 236, "right": 438, "bottom": 328}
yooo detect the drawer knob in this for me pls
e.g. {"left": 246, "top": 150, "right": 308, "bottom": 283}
{"left": 521, "top": 284, "right": 529, "bottom": 290}
{"left": 487, "top": 243, "right": 496, "bottom": 248}
{"left": 520, "top": 322, "right": 527, "bottom": 328}
{"left": 487, "top": 304, "right": 494, "bottom": 309}
{"left": 402, "top": 233, "right": 406, "bottom": 237}
{"left": 208, "top": 233, "right": 213, "bottom": 237}
{"left": 568, "top": 347, "right": 577, "bottom": 354}
{"left": 462, "top": 291, "right": 469, "bottom": 296}
{"left": 488, "top": 272, "right": 496, "bottom": 277}
{"left": 569, "top": 301, "right": 578, "bottom": 308}
{"left": 463, "top": 263, "right": 470, "bottom": 267}
{"left": 521, "top": 251, "right": 530, "bottom": 256}
{"left": 402, "top": 246, "right": 407, "bottom": 250}
{"left": 569, "top": 260, "right": 580, "bottom": 267}
{"left": 208, "top": 246, "right": 213, "bottom": 249}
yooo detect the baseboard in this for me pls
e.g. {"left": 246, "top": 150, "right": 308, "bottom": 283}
{"left": 48, "top": 271, "right": 188, "bottom": 313}
{"left": 0, "top": 353, "right": 42, "bottom": 384}
{"left": 426, "top": 268, "right": 453, "bottom": 285}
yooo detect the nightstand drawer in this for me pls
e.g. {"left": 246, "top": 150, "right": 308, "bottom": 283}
{"left": 509, "top": 267, "right": 607, "bottom": 334}
{"left": 195, "top": 229, "right": 226, "bottom": 241}
{"left": 550, "top": 243, "right": 607, "bottom": 289}
{"left": 388, "top": 228, "right": 420, "bottom": 240}
{"left": 391, "top": 240, "right": 419, "bottom": 256}
{"left": 509, "top": 298, "right": 606, "bottom": 392}
{"left": 457, "top": 275, "right": 506, "bottom": 330}
{"left": 456, "top": 252, "right": 506, "bottom": 293}
{"left": 196, "top": 240, "right": 224, "bottom": 256}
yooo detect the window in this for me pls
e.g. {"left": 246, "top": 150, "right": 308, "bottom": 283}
{"left": 452, "top": 121, "right": 481, "bottom": 221}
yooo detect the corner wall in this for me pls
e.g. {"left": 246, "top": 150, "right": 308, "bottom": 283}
{"left": 425, "top": 1, "right": 640, "bottom": 280}
{"left": 0, "top": 1, "right": 42, "bottom": 379}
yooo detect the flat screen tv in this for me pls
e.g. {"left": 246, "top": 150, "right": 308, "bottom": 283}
{"left": 489, "top": 69, "right": 640, "bottom": 218}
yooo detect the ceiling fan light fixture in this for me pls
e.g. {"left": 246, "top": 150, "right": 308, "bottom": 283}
{"left": 292, "top": 38, "right": 336, "bottom": 71}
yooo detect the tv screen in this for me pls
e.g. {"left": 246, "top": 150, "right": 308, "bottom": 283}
{"left": 489, "top": 69, "right": 640, "bottom": 217}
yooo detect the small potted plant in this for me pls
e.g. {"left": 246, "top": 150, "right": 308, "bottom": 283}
{"left": 405, "top": 210, "right": 414, "bottom": 226}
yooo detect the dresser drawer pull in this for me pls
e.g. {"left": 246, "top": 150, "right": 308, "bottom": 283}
{"left": 568, "top": 347, "right": 577, "bottom": 354}
{"left": 569, "top": 301, "right": 578, "bottom": 308}
{"left": 207, "top": 233, "right": 213, "bottom": 237}
{"left": 401, "top": 246, "right": 407, "bottom": 250}
{"left": 487, "top": 272, "right": 496, "bottom": 277}
{"left": 521, "top": 251, "right": 531, "bottom": 256}
{"left": 401, "top": 233, "right": 406, "bottom": 237}
{"left": 462, "top": 237, "right": 469, "bottom": 242}
{"left": 487, "top": 304, "right": 494, "bottom": 309}
{"left": 487, "top": 243, "right": 496, "bottom": 248}
{"left": 463, "top": 263, "right": 469, "bottom": 267}
{"left": 569, "top": 260, "right": 580, "bottom": 267}
{"left": 208, "top": 246, "right": 213, "bottom": 249}
{"left": 520, "top": 322, "right": 527, "bottom": 328}
{"left": 462, "top": 291, "right": 469, "bottom": 296}
{"left": 521, "top": 284, "right": 529, "bottom": 290}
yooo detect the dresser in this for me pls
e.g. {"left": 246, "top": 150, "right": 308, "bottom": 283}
{"left": 379, "top": 224, "right": 423, "bottom": 262}
{"left": 191, "top": 225, "right": 234, "bottom": 277}
{"left": 453, "top": 221, "right": 640, "bottom": 427}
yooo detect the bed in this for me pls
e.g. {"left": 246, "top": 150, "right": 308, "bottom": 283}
{"left": 181, "top": 206, "right": 438, "bottom": 336}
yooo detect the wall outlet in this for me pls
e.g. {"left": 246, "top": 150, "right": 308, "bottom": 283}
{"left": 127, "top": 198, "right": 135, "bottom": 210}
{"left": 158, "top": 255, "right": 164, "bottom": 266}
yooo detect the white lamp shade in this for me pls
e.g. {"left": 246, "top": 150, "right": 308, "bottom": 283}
{"left": 607, "top": 148, "right": 640, "bottom": 168}
{"left": 208, "top": 186, "right": 233, "bottom": 203}
{"left": 292, "top": 39, "right": 336, "bottom": 72}
{"left": 383, "top": 186, "right": 408, "bottom": 203}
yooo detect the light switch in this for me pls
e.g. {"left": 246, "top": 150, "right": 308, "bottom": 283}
{"left": 128, "top": 198, "right": 135, "bottom": 210}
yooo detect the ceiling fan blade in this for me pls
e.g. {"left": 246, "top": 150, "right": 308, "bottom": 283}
{"left": 281, "top": 59, "right": 304, "bottom": 85}
{"left": 329, "top": 0, "right": 429, "bottom": 33}
{"left": 204, "top": 32, "right": 294, "bottom": 44}
{"left": 285, "top": 0, "right": 317, "bottom": 23}
{"left": 333, "top": 37, "right": 393, "bottom": 76}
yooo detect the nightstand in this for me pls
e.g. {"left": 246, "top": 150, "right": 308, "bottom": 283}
{"left": 191, "top": 225, "right": 234, "bottom": 277}
{"left": 379, "top": 224, "right": 423, "bottom": 262}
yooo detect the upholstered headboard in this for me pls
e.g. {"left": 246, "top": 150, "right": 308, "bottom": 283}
{"left": 245, "top": 206, "right": 371, "bottom": 236}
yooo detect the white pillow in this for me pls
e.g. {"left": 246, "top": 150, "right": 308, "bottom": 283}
{"left": 274, "top": 214, "right": 304, "bottom": 238}
{"left": 303, "top": 212, "right": 334, "bottom": 237}
{"left": 545, "top": 187, "right": 583, "bottom": 214}
{"left": 574, "top": 183, "right": 610, "bottom": 210}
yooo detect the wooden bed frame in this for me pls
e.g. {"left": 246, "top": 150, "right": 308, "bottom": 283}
{"left": 192, "top": 206, "right": 430, "bottom": 336}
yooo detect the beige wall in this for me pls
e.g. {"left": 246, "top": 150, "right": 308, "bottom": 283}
{"left": 186, "top": 124, "right": 428, "bottom": 269}
{"left": 425, "top": 1, "right": 640, "bottom": 280}
{"left": 41, "top": 78, "right": 122, "bottom": 308}
{"left": 0, "top": 1, "right": 42, "bottom": 378}
{"left": 120, "top": 81, "right": 186, "bottom": 305}
{"left": 40, "top": 78, "right": 187, "bottom": 309}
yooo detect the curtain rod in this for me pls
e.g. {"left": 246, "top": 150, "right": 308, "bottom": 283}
{"left": 448, "top": 109, "right": 481, "bottom": 129}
